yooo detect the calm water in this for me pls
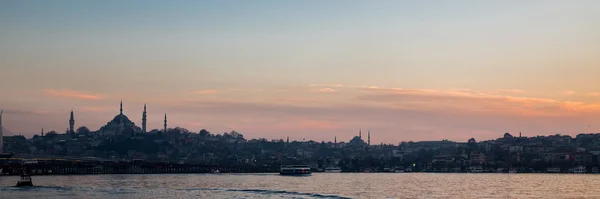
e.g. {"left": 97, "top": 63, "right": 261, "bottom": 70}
{"left": 1, "top": 173, "right": 600, "bottom": 198}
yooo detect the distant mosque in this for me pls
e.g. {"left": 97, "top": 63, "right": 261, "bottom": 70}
{"left": 68, "top": 101, "right": 168, "bottom": 136}
{"left": 348, "top": 129, "right": 371, "bottom": 146}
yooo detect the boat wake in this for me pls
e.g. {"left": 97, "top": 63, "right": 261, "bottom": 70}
{"left": 176, "top": 187, "right": 351, "bottom": 199}
{"left": 1, "top": 185, "right": 351, "bottom": 198}
{"left": 230, "top": 189, "right": 352, "bottom": 199}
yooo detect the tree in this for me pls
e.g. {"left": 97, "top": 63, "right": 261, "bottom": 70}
{"left": 230, "top": 130, "right": 243, "bottom": 139}
{"left": 199, "top": 129, "right": 210, "bottom": 137}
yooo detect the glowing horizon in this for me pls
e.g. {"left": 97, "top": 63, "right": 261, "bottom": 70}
{"left": 1, "top": 1, "right": 599, "bottom": 143}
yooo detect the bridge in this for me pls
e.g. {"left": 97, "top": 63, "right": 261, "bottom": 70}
{"left": 0, "top": 159, "right": 278, "bottom": 175}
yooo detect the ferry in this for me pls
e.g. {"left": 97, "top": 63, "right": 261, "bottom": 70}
{"left": 324, "top": 167, "right": 342, "bottom": 173}
{"left": 280, "top": 165, "right": 312, "bottom": 176}
{"left": 468, "top": 166, "right": 484, "bottom": 173}
{"left": 16, "top": 173, "right": 33, "bottom": 187}
{"left": 546, "top": 167, "right": 561, "bottom": 173}
{"left": 572, "top": 166, "right": 586, "bottom": 173}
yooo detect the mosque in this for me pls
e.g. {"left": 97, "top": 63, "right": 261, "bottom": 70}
{"left": 68, "top": 101, "right": 168, "bottom": 136}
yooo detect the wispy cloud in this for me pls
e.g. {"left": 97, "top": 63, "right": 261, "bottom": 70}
{"left": 190, "top": 90, "right": 217, "bottom": 95}
{"left": 588, "top": 92, "right": 600, "bottom": 97}
{"left": 226, "top": 89, "right": 264, "bottom": 92}
{"left": 308, "top": 84, "right": 344, "bottom": 87}
{"left": 2, "top": 109, "right": 52, "bottom": 115}
{"left": 79, "top": 106, "right": 114, "bottom": 113}
{"left": 44, "top": 89, "right": 103, "bottom": 100}
{"left": 358, "top": 87, "right": 600, "bottom": 116}
{"left": 561, "top": 90, "right": 576, "bottom": 96}
{"left": 310, "top": 88, "right": 336, "bottom": 93}
{"left": 273, "top": 120, "right": 342, "bottom": 131}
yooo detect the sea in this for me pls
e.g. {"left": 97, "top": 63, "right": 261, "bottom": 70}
{"left": 1, "top": 173, "right": 600, "bottom": 198}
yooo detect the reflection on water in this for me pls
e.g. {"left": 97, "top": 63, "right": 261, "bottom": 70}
{"left": 1, "top": 173, "right": 600, "bottom": 198}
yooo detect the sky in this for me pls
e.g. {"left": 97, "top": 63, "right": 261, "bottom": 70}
{"left": 1, "top": 0, "right": 600, "bottom": 144}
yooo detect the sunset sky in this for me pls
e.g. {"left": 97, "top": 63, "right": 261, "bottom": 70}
{"left": 1, "top": 0, "right": 599, "bottom": 143}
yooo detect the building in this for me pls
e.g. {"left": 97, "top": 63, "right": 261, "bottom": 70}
{"left": 0, "top": 109, "right": 3, "bottom": 153}
{"left": 97, "top": 101, "right": 142, "bottom": 136}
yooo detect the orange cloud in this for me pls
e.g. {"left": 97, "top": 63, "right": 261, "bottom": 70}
{"left": 561, "top": 90, "right": 576, "bottom": 96}
{"left": 190, "top": 90, "right": 217, "bottom": 95}
{"left": 79, "top": 106, "right": 114, "bottom": 113}
{"left": 309, "top": 84, "right": 344, "bottom": 87}
{"left": 268, "top": 119, "right": 342, "bottom": 131}
{"left": 310, "top": 88, "right": 336, "bottom": 93}
{"left": 358, "top": 87, "right": 600, "bottom": 117}
{"left": 44, "top": 89, "right": 103, "bottom": 100}
{"left": 271, "top": 98, "right": 314, "bottom": 102}
{"left": 588, "top": 92, "right": 600, "bottom": 97}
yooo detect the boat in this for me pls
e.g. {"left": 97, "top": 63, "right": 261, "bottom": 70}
{"left": 16, "top": 173, "right": 33, "bottom": 187}
{"left": 280, "top": 165, "right": 312, "bottom": 176}
{"left": 573, "top": 166, "right": 586, "bottom": 173}
{"left": 324, "top": 167, "right": 342, "bottom": 173}
{"left": 546, "top": 167, "right": 561, "bottom": 173}
{"left": 468, "top": 166, "right": 484, "bottom": 173}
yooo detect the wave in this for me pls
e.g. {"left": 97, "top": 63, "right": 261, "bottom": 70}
{"left": 175, "top": 187, "right": 351, "bottom": 199}
{"left": 2, "top": 185, "right": 352, "bottom": 199}
{"left": 230, "top": 189, "right": 352, "bottom": 199}
{"left": 0, "top": 185, "right": 76, "bottom": 191}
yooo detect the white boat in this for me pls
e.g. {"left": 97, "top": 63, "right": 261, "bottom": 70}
{"left": 546, "top": 167, "right": 560, "bottom": 173}
{"left": 324, "top": 167, "right": 342, "bottom": 173}
{"left": 573, "top": 166, "right": 586, "bottom": 173}
{"left": 280, "top": 165, "right": 312, "bottom": 176}
{"left": 469, "top": 166, "right": 484, "bottom": 173}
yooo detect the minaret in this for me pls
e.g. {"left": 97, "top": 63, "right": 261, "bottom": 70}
{"left": 0, "top": 109, "right": 3, "bottom": 153}
{"left": 286, "top": 136, "right": 289, "bottom": 143}
{"left": 69, "top": 109, "right": 75, "bottom": 135}
{"left": 334, "top": 136, "right": 337, "bottom": 144}
{"left": 142, "top": 104, "right": 147, "bottom": 133}
{"left": 41, "top": 127, "right": 44, "bottom": 136}
{"left": 368, "top": 130, "right": 371, "bottom": 146}
{"left": 163, "top": 113, "right": 167, "bottom": 133}
{"left": 120, "top": 101, "right": 123, "bottom": 115}
{"left": 359, "top": 129, "right": 362, "bottom": 138}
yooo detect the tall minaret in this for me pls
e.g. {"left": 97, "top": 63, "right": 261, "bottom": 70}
{"left": 120, "top": 101, "right": 123, "bottom": 115}
{"left": 41, "top": 127, "right": 44, "bottom": 136}
{"left": 334, "top": 136, "right": 337, "bottom": 144}
{"left": 286, "top": 136, "right": 289, "bottom": 143}
{"left": 142, "top": 104, "right": 147, "bottom": 133}
{"left": 368, "top": 130, "right": 371, "bottom": 146}
{"left": 163, "top": 113, "right": 167, "bottom": 133}
{"left": 69, "top": 109, "right": 75, "bottom": 135}
{"left": 0, "top": 109, "right": 3, "bottom": 153}
{"left": 359, "top": 129, "right": 362, "bottom": 138}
